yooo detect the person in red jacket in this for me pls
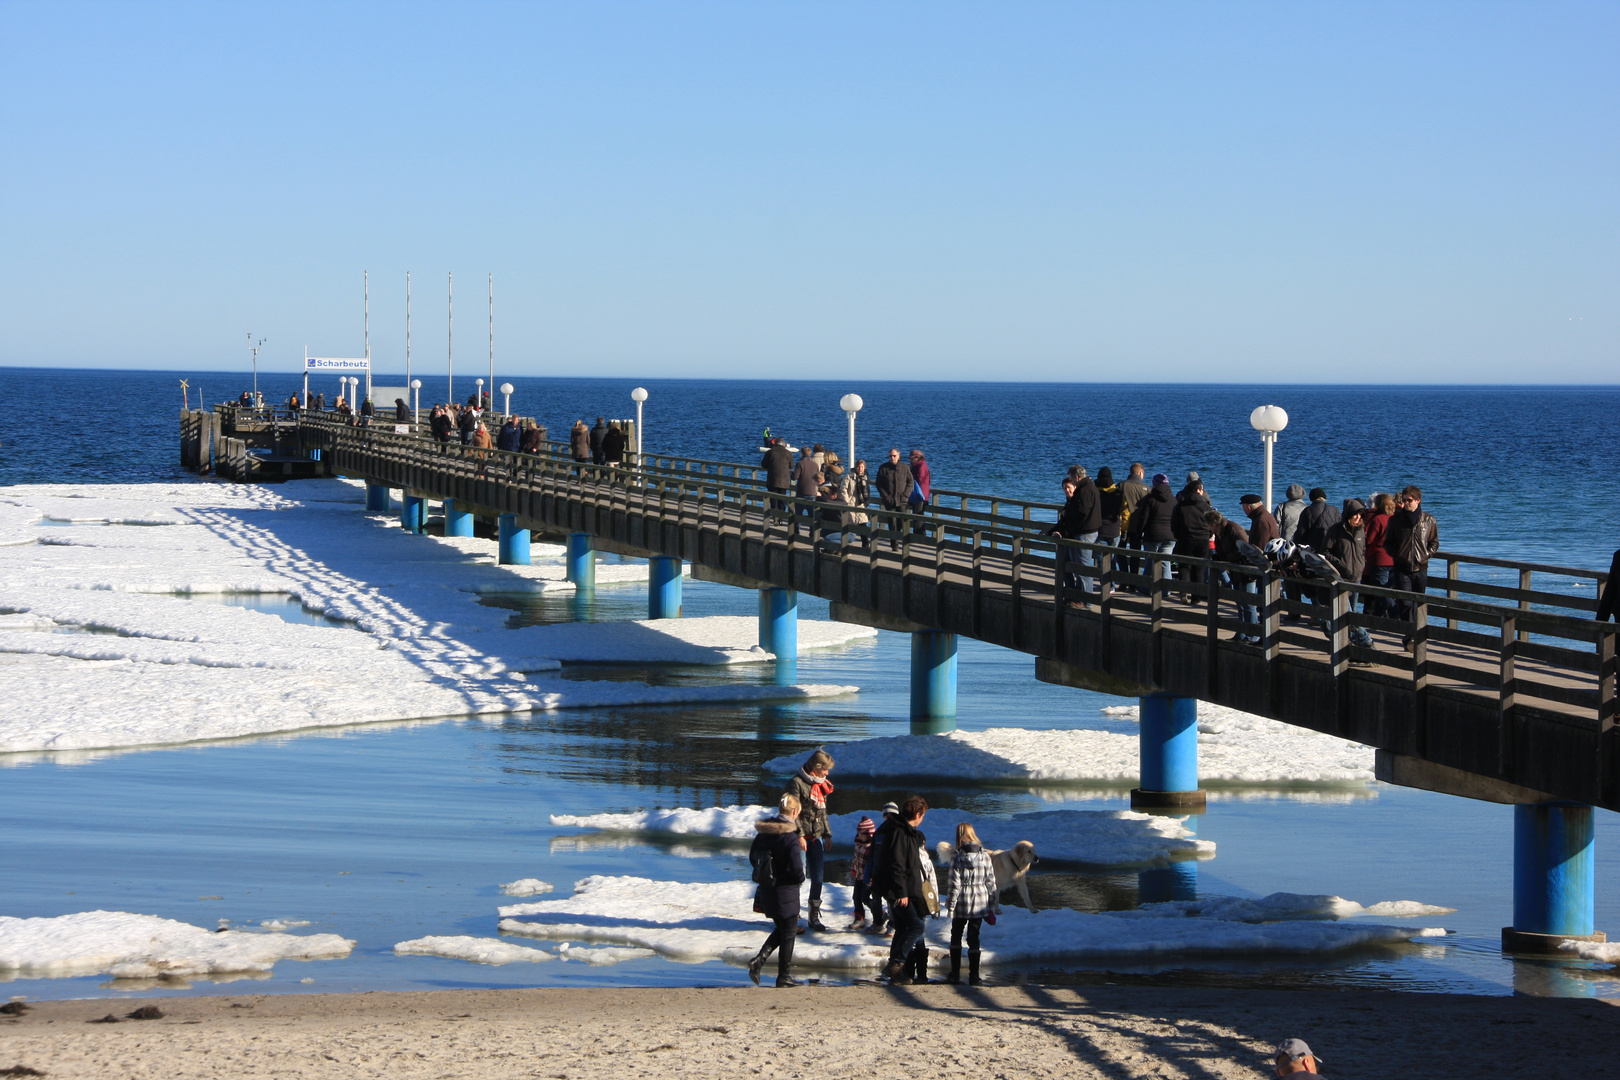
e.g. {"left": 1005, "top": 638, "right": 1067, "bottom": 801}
{"left": 1362, "top": 493, "right": 1396, "bottom": 620}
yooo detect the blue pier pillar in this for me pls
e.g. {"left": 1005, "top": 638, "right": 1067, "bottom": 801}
{"left": 401, "top": 495, "right": 426, "bottom": 534}
{"left": 498, "top": 514, "right": 531, "bottom": 565}
{"left": 910, "top": 631, "right": 957, "bottom": 734}
{"left": 759, "top": 588, "right": 798, "bottom": 686}
{"left": 1137, "top": 814, "right": 1200, "bottom": 903}
{"left": 1131, "top": 694, "right": 1206, "bottom": 809}
{"left": 443, "top": 499, "right": 474, "bottom": 537}
{"left": 365, "top": 482, "right": 391, "bottom": 512}
{"left": 566, "top": 533, "right": 595, "bottom": 590}
{"left": 1504, "top": 802, "right": 1604, "bottom": 953}
{"left": 648, "top": 556, "right": 682, "bottom": 619}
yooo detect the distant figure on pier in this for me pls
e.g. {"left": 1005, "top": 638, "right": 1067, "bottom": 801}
{"left": 360, "top": 397, "right": 374, "bottom": 419}
{"left": 793, "top": 448, "right": 821, "bottom": 535}
{"left": 314, "top": 391, "right": 325, "bottom": 411}
{"left": 842, "top": 459, "right": 871, "bottom": 545}
{"left": 520, "top": 420, "right": 543, "bottom": 454}
{"left": 1598, "top": 548, "right": 1619, "bottom": 621}
{"left": 1275, "top": 483, "right": 1308, "bottom": 542}
{"left": 469, "top": 420, "right": 492, "bottom": 475}
{"left": 602, "top": 421, "right": 625, "bottom": 465}
{"left": 1208, "top": 508, "right": 1261, "bottom": 640}
{"left": 287, "top": 393, "right": 301, "bottom": 415}
{"left": 1241, "top": 494, "right": 1280, "bottom": 547}
{"left": 335, "top": 395, "right": 350, "bottom": 419}
{"left": 394, "top": 398, "right": 410, "bottom": 423}
{"left": 238, "top": 391, "right": 252, "bottom": 407}
{"left": 1128, "top": 473, "right": 1176, "bottom": 560}
{"left": 430, "top": 405, "right": 452, "bottom": 445}
{"left": 1119, "top": 462, "right": 1150, "bottom": 578}
{"left": 762, "top": 438, "right": 793, "bottom": 514}
{"left": 1272, "top": 1038, "right": 1321, "bottom": 1075}
{"left": 875, "top": 448, "right": 913, "bottom": 550}
{"left": 1297, "top": 488, "right": 1340, "bottom": 550}
{"left": 908, "top": 450, "right": 931, "bottom": 536}
{"left": 1362, "top": 493, "right": 1397, "bottom": 620}
{"left": 810, "top": 443, "right": 826, "bottom": 469}
{"left": 457, "top": 404, "right": 476, "bottom": 446}
{"left": 496, "top": 415, "right": 522, "bottom": 453}
{"left": 1386, "top": 485, "right": 1440, "bottom": 646}
{"left": 1050, "top": 467, "right": 1099, "bottom": 601}
{"left": 1171, "top": 478, "right": 1212, "bottom": 596}
{"left": 1320, "top": 499, "right": 1373, "bottom": 653}
{"left": 590, "top": 417, "right": 607, "bottom": 464}
{"left": 570, "top": 420, "right": 590, "bottom": 462}
{"left": 1095, "top": 467, "right": 1123, "bottom": 549}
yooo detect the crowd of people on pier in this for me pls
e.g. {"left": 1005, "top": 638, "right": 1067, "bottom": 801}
{"left": 747, "top": 750, "right": 996, "bottom": 989}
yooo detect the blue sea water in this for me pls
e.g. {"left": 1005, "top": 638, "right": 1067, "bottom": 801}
{"left": 1, "top": 367, "right": 1617, "bottom": 1002}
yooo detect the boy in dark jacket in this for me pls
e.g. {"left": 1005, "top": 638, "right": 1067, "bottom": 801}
{"left": 877, "top": 795, "right": 935, "bottom": 985}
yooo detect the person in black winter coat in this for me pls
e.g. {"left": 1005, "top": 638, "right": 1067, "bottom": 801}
{"left": 589, "top": 417, "right": 608, "bottom": 464}
{"left": 746, "top": 795, "right": 808, "bottom": 987}
{"left": 601, "top": 422, "right": 625, "bottom": 464}
{"left": 875, "top": 448, "right": 914, "bottom": 551}
{"left": 876, "top": 795, "right": 935, "bottom": 985}
{"left": 457, "top": 406, "right": 477, "bottom": 445}
{"left": 1296, "top": 488, "right": 1341, "bottom": 551}
{"left": 496, "top": 417, "right": 523, "bottom": 453}
{"left": 1319, "top": 499, "right": 1372, "bottom": 650}
{"left": 1170, "top": 481, "right": 1213, "bottom": 592}
{"left": 1095, "top": 466, "right": 1124, "bottom": 545}
{"left": 395, "top": 398, "right": 410, "bottom": 423}
{"left": 429, "top": 406, "right": 453, "bottom": 445}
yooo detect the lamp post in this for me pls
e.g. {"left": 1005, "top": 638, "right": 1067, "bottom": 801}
{"left": 411, "top": 379, "right": 422, "bottom": 425}
{"left": 1249, "top": 405, "right": 1289, "bottom": 510}
{"left": 476, "top": 378, "right": 485, "bottom": 412}
{"left": 247, "top": 333, "right": 266, "bottom": 405}
{"left": 500, "top": 381, "right": 514, "bottom": 417}
{"left": 839, "top": 393, "right": 863, "bottom": 466}
{"left": 631, "top": 387, "right": 648, "bottom": 466}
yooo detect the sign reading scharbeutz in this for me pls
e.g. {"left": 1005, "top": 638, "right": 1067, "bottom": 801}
{"left": 305, "top": 356, "right": 370, "bottom": 372}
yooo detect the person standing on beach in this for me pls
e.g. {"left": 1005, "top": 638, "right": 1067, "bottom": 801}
{"left": 876, "top": 448, "right": 914, "bottom": 550}
{"left": 943, "top": 822, "right": 998, "bottom": 985}
{"left": 877, "top": 795, "right": 936, "bottom": 984}
{"left": 590, "top": 417, "right": 607, "bottom": 464}
{"left": 845, "top": 817, "right": 883, "bottom": 932}
{"left": 784, "top": 750, "right": 834, "bottom": 933}
{"left": 746, "top": 794, "right": 806, "bottom": 988}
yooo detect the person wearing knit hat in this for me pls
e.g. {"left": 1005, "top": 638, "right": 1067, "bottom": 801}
{"left": 846, "top": 816, "right": 885, "bottom": 931}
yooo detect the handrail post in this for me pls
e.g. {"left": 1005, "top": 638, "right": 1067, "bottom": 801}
{"left": 1260, "top": 573, "right": 1281, "bottom": 662}
{"left": 1412, "top": 595, "right": 1429, "bottom": 690}
{"left": 1518, "top": 568, "right": 1532, "bottom": 642}
{"left": 1446, "top": 559, "right": 1459, "bottom": 630}
{"left": 1500, "top": 614, "right": 1518, "bottom": 778}
{"left": 1328, "top": 582, "right": 1349, "bottom": 678}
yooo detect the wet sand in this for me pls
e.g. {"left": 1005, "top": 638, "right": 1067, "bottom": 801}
{"left": 2, "top": 984, "right": 1616, "bottom": 1079}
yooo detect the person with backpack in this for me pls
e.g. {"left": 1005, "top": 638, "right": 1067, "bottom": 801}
{"left": 845, "top": 817, "right": 884, "bottom": 932}
{"left": 1386, "top": 485, "right": 1440, "bottom": 647}
{"left": 942, "top": 822, "right": 998, "bottom": 985}
{"left": 746, "top": 794, "right": 807, "bottom": 987}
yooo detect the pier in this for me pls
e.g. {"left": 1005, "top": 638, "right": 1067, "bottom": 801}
{"left": 190, "top": 405, "right": 1617, "bottom": 951}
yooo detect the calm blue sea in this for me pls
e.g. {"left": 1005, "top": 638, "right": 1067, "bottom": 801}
{"left": 1, "top": 367, "right": 1617, "bottom": 1002}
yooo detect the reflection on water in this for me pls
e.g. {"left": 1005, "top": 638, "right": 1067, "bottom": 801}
{"left": 178, "top": 592, "right": 353, "bottom": 628}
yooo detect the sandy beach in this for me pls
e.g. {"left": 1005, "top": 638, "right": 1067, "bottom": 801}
{"left": 3, "top": 984, "right": 1615, "bottom": 1079}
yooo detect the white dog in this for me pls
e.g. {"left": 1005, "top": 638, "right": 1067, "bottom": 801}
{"left": 936, "top": 839, "right": 1039, "bottom": 914}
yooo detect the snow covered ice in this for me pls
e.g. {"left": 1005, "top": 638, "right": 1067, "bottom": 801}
{"left": 499, "top": 879, "right": 555, "bottom": 897}
{"left": 0, "top": 481, "right": 859, "bottom": 755}
{"left": 496, "top": 875, "right": 1447, "bottom": 973}
{"left": 762, "top": 704, "right": 1375, "bottom": 789}
{"left": 0, "top": 910, "right": 354, "bottom": 980}
{"left": 551, "top": 804, "right": 1212, "bottom": 867}
{"left": 394, "top": 936, "right": 554, "bottom": 964}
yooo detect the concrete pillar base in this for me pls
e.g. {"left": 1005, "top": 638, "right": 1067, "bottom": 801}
{"left": 566, "top": 533, "right": 595, "bottom": 589}
{"left": 401, "top": 496, "right": 426, "bottom": 534}
{"left": 1501, "top": 927, "right": 1607, "bottom": 955}
{"left": 910, "top": 630, "right": 958, "bottom": 728}
{"left": 759, "top": 587, "right": 798, "bottom": 659}
{"left": 648, "top": 556, "right": 682, "bottom": 619}
{"left": 498, "top": 514, "right": 531, "bottom": 565}
{"left": 1129, "top": 788, "right": 1208, "bottom": 810}
{"left": 444, "top": 500, "right": 474, "bottom": 538}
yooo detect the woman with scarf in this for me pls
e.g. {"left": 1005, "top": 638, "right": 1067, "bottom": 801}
{"left": 785, "top": 749, "right": 835, "bottom": 933}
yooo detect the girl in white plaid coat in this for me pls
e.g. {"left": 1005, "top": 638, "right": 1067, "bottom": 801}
{"left": 942, "top": 823, "right": 999, "bottom": 984}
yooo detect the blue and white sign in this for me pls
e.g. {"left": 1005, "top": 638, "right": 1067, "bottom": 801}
{"left": 305, "top": 356, "right": 370, "bottom": 372}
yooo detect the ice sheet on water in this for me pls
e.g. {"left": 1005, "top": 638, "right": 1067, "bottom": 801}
{"left": 1561, "top": 940, "right": 1620, "bottom": 964}
{"left": 555, "top": 943, "right": 656, "bottom": 965}
{"left": 499, "top": 879, "right": 554, "bottom": 897}
{"left": 506, "top": 615, "right": 876, "bottom": 664}
{"left": 762, "top": 714, "right": 1375, "bottom": 786}
{"left": 1113, "top": 894, "right": 1454, "bottom": 922}
{"left": 495, "top": 876, "right": 1445, "bottom": 972}
{"left": 550, "top": 804, "right": 1211, "bottom": 867}
{"left": 393, "top": 936, "right": 554, "bottom": 964}
{"left": 0, "top": 910, "right": 354, "bottom": 979}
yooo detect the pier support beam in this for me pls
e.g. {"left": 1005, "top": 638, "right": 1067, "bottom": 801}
{"left": 365, "top": 482, "right": 391, "bottom": 513}
{"left": 1138, "top": 861, "right": 1199, "bottom": 904}
{"left": 1504, "top": 802, "right": 1605, "bottom": 953}
{"left": 648, "top": 556, "right": 682, "bottom": 619}
{"left": 910, "top": 631, "right": 957, "bottom": 734}
{"left": 401, "top": 495, "right": 425, "bottom": 534}
{"left": 498, "top": 514, "right": 531, "bottom": 565}
{"left": 566, "top": 533, "right": 595, "bottom": 590}
{"left": 1131, "top": 694, "right": 1205, "bottom": 809}
{"left": 443, "top": 499, "right": 474, "bottom": 537}
{"left": 759, "top": 588, "right": 798, "bottom": 686}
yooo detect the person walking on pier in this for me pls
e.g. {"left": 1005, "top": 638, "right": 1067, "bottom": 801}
{"left": 1297, "top": 488, "right": 1340, "bottom": 551}
{"left": 1386, "top": 485, "right": 1439, "bottom": 646}
{"left": 762, "top": 438, "right": 793, "bottom": 517}
{"left": 590, "top": 417, "right": 608, "bottom": 464}
{"left": 942, "top": 822, "right": 998, "bottom": 985}
{"left": 877, "top": 795, "right": 936, "bottom": 985}
{"left": 602, "top": 421, "right": 625, "bottom": 465}
{"left": 746, "top": 794, "right": 806, "bottom": 988}
{"left": 784, "top": 750, "right": 835, "bottom": 933}
{"left": 876, "top": 448, "right": 914, "bottom": 550}
{"left": 570, "top": 420, "right": 590, "bottom": 462}
{"left": 520, "top": 420, "right": 543, "bottom": 454}
{"left": 1275, "top": 484, "right": 1308, "bottom": 542}
{"left": 908, "top": 450, "right": 932, "bottom": 536}
{"left": 793, "top": 447, "right": 822, "bottom": 537}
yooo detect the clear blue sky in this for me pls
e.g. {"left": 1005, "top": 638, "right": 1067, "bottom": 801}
{"left": 1, "top": 1, "right": 1614, "bottom": 382}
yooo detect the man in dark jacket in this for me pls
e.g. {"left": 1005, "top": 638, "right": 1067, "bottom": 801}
{"left": 1386, "top": 485, "right": 1439, "bottom": 639}
{"left": 1297, "top": 488, "right": 1341, "bottom": 550}
{"left": 1207, "top": 509, "right": 1260, "bottom": 640}
{"left": 1319, "top": 499, "right": 1373, "bottom": 651}
{"left": 1241, "top": 494, "right": 1280, "bottom": 547}
{"left": 875, "top": 448, "right": 914, "bottom": 551}
{"left": 394, "top": 398, "right": 410, "bottom": 423}
{"left": 589, "top": 417, "right": 608, "bottom": 464}
{"left": 1057, "top": 467, "right": 1102, "bottom": 598}
{"left": 601, "top": 421, "right": 625, "bottom": 464}
{"left": 429, "top": 406, "right": 453, "bottom": 445}
{"left": 761, "top": 438, "right": 794, "bottom": 517}
{"left": 496, "top": 416, "right": 522, "bottom": 453}
{"left": 876, "top": 795, "right": 932, "bottom": 985}
{"left": 1127, "top": 473, "right": 1177, "bottom": 591}
{"left": 746, "top": 800, "right": 807, "bottom": 988}
{"left": 457, "top": 405, "right": 477, "bottom": 445}
{"left": 1171, "top": 480, "right": 1213, "bottom": 594}
{"left": 792, "top": 448, "right": 822, "bottom": 537}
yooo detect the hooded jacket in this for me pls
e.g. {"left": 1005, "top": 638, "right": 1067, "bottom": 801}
{"left": 1171, "top": 486, "right": 1212, "bottom": 551}
{"left": 1130, "top": 483, "right": 1177, "bottom": 543}
{"left": 570, "top": 424, "right": 591, "bottom": 461}
{"left": 876, "top": 817, "right": 929, "bottom": 903}
{"left": 602, "top": 426, "right": 625, "bottom": 463}
{"left": 1298, "top": 498, "right": 1341, "bottom": 551}
{"left": 1096, "top": 472, "right": 1124, "bottom": 541}
{"left": 750, "top": 817, "right": 807, "bottom": 920}
{"left": 1320, "top": 501, "right": 1368, "bottom": 583}
{"left": 1275, "top": 485, "right": 1308, "bottom": 542}
{"left": 1053, "top": 477, "right": 1100, "bottom": 537}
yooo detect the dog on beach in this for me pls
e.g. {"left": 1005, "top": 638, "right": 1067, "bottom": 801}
{"left": 936, "top": 839, "right": 1039, "bottom": 913}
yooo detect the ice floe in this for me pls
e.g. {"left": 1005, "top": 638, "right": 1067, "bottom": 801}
{"left": 393, "top": 936, "right": 554, "bottom": 964}
{"left": 550, "top": 805, "right": 1211, "bottom": 867}
{"left": 0, "top": 910, "right": 354, "bottom": 979}
{"left": 507, "top": 616, "right": 875, "bottom": 664}
{"left": 0, "top": 481, "right": 859, "bottom": 755}
{"left": 555, "top": 943, "right": 656, "bottom": 965}
{"left": 762, "top": 709, "right": 1375, "bottom": 788}
{"left": 499, "top": 879, "right": 555, "bottom": 897}
{"left": 496, "top": 876, "right": 1446, "bottom": 972}
{"left": 1560, "top": 940, "right": 1620, "bottom": 965}
{"left": 1113, "top": 894, "right": 1454, "bottom": 922}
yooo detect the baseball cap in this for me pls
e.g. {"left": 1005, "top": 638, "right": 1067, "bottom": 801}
{"left": 1275, "top": 1039, "right": 1319, "bottom": 1062}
